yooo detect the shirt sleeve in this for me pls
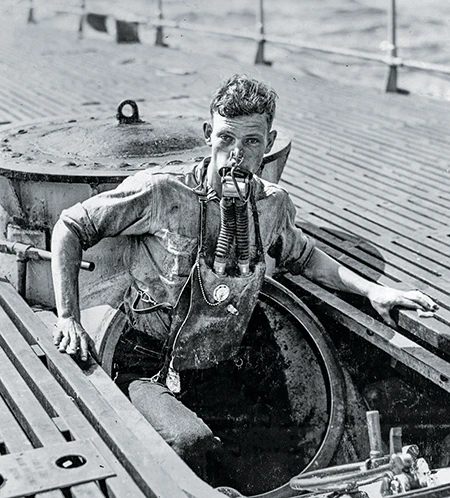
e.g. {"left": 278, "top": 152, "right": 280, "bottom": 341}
{"left": 268, "top": 191, "right": 315, "bottom": 274}
{"left": 60, "top": 170, "right": 158, "bottom": 250}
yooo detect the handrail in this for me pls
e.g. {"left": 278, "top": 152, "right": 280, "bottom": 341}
{"left": 263, "top": 34, "right": 450, "bottom": 76}
{"left": 26, "top": 0, "right": 86, "bottom": 38}
{"left": 396, "top": 59, "right": 450, "bottom": 76}
{"left": 0, "top": 239, "right": 95, "bottom": 299}
{"left": 25, "top": 0, "right": 450, "bottom": 94}
{"left": 142, "top": 18, "right": 450, "bottom": 77}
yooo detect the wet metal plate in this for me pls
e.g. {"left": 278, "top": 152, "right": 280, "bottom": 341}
{"left": 0, "top": 439, "right": 114, "bottom": 497}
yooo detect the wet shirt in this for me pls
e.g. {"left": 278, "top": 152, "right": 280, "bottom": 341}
{"left": 61, "top": 160, "right": 315, "bottom": 338}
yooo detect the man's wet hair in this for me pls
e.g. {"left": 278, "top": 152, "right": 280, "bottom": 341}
{"left": 210, "top": 74, "right": 278, "bottom": 129}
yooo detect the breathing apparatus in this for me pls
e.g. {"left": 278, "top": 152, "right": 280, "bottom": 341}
{"left": 213, "top": 149, "right": 254, "bottom": 277}
{"left": 138, "top": 149, "right": 267, "bottom": 389}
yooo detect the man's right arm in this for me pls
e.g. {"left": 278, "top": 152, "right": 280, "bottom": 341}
{"left": 50, "top": 170, "right": 158, "bottom": 361}
{"left": 51, "top": 219, "right": 90, "bottom": 361}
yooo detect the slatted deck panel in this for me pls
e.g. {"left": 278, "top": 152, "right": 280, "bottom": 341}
{"left": 0, "top": 283, "right": 145, "bottom": 497}
{"left": 1, "top": 19, "right": 450, "bottom": 390}
{"left": 270, "top": 76, "right": 450, "bottom": 354}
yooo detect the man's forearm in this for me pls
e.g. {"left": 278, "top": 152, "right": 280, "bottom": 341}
{"left": 302, "top": 247, "right": 380, "bottom": 297}
{"left": 51, "top": 219, "right": 83, "bottom": 321}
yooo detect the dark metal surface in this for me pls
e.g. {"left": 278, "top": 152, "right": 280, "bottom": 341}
{"left": 0, "top": 109, "right": 205, "bottom": 177}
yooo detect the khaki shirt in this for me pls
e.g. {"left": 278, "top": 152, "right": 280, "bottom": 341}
{"left": 61, "top": 160, "right": 314, "bottom": 337}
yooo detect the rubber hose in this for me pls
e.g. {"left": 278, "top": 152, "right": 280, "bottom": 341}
{"left": 235, "top": 199, "right": 249, "bottom": 263}
{"left": 214, "top": 197, "right": 236, "bottom": 265}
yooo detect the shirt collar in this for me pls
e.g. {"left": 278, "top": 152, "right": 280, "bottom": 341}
{"left": 192, "top": 157, "right": 219, "bottom": 201}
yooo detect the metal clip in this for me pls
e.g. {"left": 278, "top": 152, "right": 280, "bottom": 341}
{"left": 227, "top": 304, "right": 239, "bottom": 316}
{"left": 166, "top": 359, "right": 181, "bottom": 394}
{"left": 139, "top": 290, "right": 155, "bottom": 303}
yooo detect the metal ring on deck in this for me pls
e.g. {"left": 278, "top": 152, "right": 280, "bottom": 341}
{"left": 116, "top": 100, "right": 142, "bottom": 124}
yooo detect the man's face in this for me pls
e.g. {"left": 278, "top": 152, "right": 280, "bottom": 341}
{"left": 203, "top": 112, "right": 277, "bottom": 189}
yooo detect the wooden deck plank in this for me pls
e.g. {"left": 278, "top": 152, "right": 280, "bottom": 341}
{"left": 0, "top": 79, "right": 70, "bottom": 117}
{"left": 301, "top": 223, "right": 450, "bottom": 324}
{"left": 331, "top": 148, "right": 448, "bottom": 194}
{"left": 289, "top": 222, "right": 450, "bottom": 352}
{"left": 286, "top": 144, "right": 440, "bottom": 204}
{"left": 286, "top": 146, "right": 440, "bottom": 209}
{"left": 284, "top": 153, "right": 450, "bottom": 223}
{"left": 0, "top": 387, "right": 68, "bottom": 498}
{"left": 286, "top": 134, "right": 448, "bottom": 198}
{"left": 3, "top": 43, "right": 179, "bottom": 109}
{"left": 391, "top": 236, "right": 450, "bottom": 270}
{"left": 288, "top": 106, "right": 450, "bottom": 159}
{"left": 281, "top": 115, "right": 450, "bottom": 172}
{"left": 0, "top": 345, "right": 66, "bottom": 448}
{"left": 282, "top": 177, "right": 450, "bottom": 292}
{"left": 297, "top": 209, "right": 450, "bottom": 298}
{"left": 295, "top": 204, "right": 450, "bottom": 297}
{"left": 281, "top": 274, "right": 450, "bottom": 393}
{"left": 276, "top": 105, "right": 444, "bottom": 155}
{"left": 0, "top": 75, "right": 65, "bottom": 118}
{"left": 0, "top": 394, "right": 34, "bottom": 454}
{"left": 282, "top": 164, "right": 447, "bottom": 232}
{"left": 285, "top": 180, "right": 420, "bottom": 240}
{"left": 274, "top": 72, "right": 448, "bottom": 130}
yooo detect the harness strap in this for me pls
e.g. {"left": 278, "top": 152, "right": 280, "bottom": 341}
{"left": 249, "top": 184, "right": 264, "bottom": 259}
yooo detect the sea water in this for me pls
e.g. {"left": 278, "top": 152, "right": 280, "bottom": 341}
{"left": 3, "top": 0, "right": 449, "bottom": 100}
{"left": 109, "top": 0, "right": 450, "bottom": 100}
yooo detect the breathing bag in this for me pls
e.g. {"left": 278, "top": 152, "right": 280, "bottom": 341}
{"left": 171, "top": 253, "right": 266, "bottom": 370}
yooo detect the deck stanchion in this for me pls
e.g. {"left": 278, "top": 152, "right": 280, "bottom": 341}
{"left": 78, "top": 0, "right": 86, "bottom": 39}
{"left": 27, "top": 0, "right": 36, "bottom": 23}
{"left": 386, "top": 0, "right": 398, "bottom": 92}
{"left": 155, "top": 0, "right": 168, "bottom": 47}
{"left": 254, "top": 0, "right": 271, "bottom": 65}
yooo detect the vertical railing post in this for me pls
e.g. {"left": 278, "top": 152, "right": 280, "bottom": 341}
{"left": 385, "top": 0, "right": 398, "bottom": 92}
{"left": 15, "top": 252, "right": 29, "bottom": 299}
{"left": 78, "top": 0, "right": 86, "bottom": 39}
{"left": 254, "top": 0, "right": 271, "bottom": 65}
{"left": 27, "top": 0, "right": 36, "bottom": 23}
{"left": 155, "top": 0, "right": 168, "bottom": 47}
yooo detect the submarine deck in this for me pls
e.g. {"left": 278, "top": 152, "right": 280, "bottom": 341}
{"left": 1, "top": 18, "right": 450, "bottom": 393}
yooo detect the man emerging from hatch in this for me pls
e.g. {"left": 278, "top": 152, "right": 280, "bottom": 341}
{"left": 51, "top": 74, "right": 437, "bottom": 474}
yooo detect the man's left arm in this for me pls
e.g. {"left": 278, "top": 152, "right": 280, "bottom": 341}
{"left": 302, "top": 247, "right": 438, "bottom": 327}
